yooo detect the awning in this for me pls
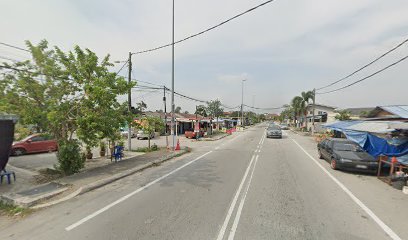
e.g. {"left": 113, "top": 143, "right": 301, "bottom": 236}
{"left": 323, "top": 120, "right": 408, "bottom": 159}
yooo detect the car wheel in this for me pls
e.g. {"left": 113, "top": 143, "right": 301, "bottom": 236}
{"left": 318, "top": 149, "right": 323, "bottom": 159}
{"left": 330, "top": 158, "right": 338, "bottom": 170}
{"left": 12, "top": 148, "right": 26, "bottom": 156}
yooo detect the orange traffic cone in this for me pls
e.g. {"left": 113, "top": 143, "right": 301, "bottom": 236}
{"left": 175, "top": 139, "right": 181, "bottom": 151}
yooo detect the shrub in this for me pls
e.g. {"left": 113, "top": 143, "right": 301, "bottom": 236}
{"left": 56, "top": 139, "right": 85, "bottom": 175}
{"left": 151, "top": 143, "right": 158, "bottom": 151}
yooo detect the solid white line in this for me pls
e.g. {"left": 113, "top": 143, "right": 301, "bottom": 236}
{"left": 290, "top": 138, "right": 401, "bottom": 240}
{"left": 65, "top": 150, "right": 213, "bottom": 231}
{"left": 216, "top": 155, "right": 255, "bottom": 240}
{"left": 227, "top": 155, "right": 258, "bottom": 240}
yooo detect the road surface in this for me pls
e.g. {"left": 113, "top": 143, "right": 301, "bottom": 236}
{"left": 0, "top": 123, "right": 406, "bottom": 240}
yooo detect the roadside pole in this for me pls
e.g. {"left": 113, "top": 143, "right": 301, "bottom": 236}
{"left": 127, "top": 52, "right": 132, "bottom": 151}
{"left": 163, "top": 86, "right": 168, "bottom": 149}
{"left": 171, "top": 0, "right": 176, "bottom": 150}
{"left": 312, "top": 88, "right": 316, "bottom": 135}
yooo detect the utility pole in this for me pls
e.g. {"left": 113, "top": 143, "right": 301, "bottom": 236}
{"left": 163, "top": 86, "right": 168, "bottom": 149}
{"left": 127, "top": 52, "right": 132, "bottom": 151}
{"left": 241, "top": 79, "right": 246, "bottom": 127}
{"left": 171, "top": 0, "right": 176, "bottom": 150}
{"left": 312, "top": 88, "right": 316, "bottom": 135}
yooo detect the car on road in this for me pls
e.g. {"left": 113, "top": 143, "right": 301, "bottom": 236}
{"left": 266, "top": 125, "right": 282, "bottom": 138}
{"left": 317, "top": 138, "right": 378, "bottom": 173}
{"left": 11, "top": 134, "right": 58, "bottom": 156}
{"left": 137, "top": 130, "right": 155, "bottom": 140}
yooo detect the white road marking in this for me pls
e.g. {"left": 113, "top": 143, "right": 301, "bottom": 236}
{"left": 216, "top": 155, "right": 256, "bottom": 240}
{"left": 215, "top": 146, "right": 220, "bottom": 150}
{"left": 227, "top": 155, "right": 258, "bottom": 240}
{"left": 291, "top": 138, "right": 401, "bottom": 240}
{"left": 65, "top": 150, "right": 213, "bottom": 231}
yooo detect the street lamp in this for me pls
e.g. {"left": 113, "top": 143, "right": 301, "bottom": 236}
{"left": 241, "top": 79, "right": 246, "bottom": 127}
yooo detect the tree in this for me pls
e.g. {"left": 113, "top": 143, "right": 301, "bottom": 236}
{"left": 134, "top": 116, "right": 164, "bottom": 149}
{"left": 335, "top": 110, "right": 351, "bottom": 121}
{"left": 0, "top": 40, "right": 133, "bottom": 174}
{"left": 175, "top": 106, "right": 181, "bottom": 113}
{"left": 291, "top": 91, "right": 314, "bottom": 130}
{"left": 279, "top": 104, "right": 294, "bottom": 124}
{"left": 206, "top": 100, "right": 224, "bottom": 130}
{"left": 184, "top": 110, "right": 189, "bottom": 114}
{"left": 195, "top": 105, "right": 207, "bottom": 117}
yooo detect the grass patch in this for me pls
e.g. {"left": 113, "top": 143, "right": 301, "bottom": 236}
{"left": 132, "top": 145, "right": 160, "bottom": 153}
{"left": 0, "top": 201, "right": 32, "bottom": 216}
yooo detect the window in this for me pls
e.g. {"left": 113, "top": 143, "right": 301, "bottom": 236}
{"left": 30, "top": 136, "right": 45, "bottom": 142}
{"left": 309, "top": 111, "right": 313, "bottom": 114}
{"left": 318, "top": 111, "right": 323, "bottom": 115}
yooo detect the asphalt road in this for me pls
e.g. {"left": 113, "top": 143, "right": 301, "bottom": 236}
{"left": 0, "top": 123, "right": 406, "bottom": 240}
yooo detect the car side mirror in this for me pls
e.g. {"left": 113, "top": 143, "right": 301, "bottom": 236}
{"left": 26, "top": 139, "right": 32, "bottom": 143}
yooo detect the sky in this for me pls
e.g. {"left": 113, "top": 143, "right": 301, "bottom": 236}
{"left": 1, "top": 0, "right": 407, "bottom": 114}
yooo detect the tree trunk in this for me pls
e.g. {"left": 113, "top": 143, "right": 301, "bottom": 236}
{"left": 148, "top": 136, "right": 151, "bottom": 149}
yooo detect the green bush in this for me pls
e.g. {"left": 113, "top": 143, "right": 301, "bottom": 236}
{"left": 56, "top": 139, "right": 85, "bottom": 175}
{"left": 151, "top": 143, "right": 158, "bottom": 151}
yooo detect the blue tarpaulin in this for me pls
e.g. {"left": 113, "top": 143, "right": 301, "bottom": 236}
{"left": 323, "top": 121, "right": 408, "bottom": 162}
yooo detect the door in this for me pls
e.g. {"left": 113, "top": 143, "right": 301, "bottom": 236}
{"left": 320, "top": 139, "right": 330, "bottom": 160}
{"left": 26, "top": 135, "right": 46, "bottom": 153}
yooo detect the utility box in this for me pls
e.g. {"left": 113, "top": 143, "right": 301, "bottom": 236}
{"left": 0, "top": 115, "right": 18, "bottom": 171}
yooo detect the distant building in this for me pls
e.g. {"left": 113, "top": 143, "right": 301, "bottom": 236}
{"left": 306, "top": 104, "right": 337, "bottom": 132}
{"left": 366, "top": 105, "right": 408, "bottom": 121}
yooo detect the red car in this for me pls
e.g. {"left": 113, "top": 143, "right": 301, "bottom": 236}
{"left": 11, "top": 134, "right": 58, "bottom": 156}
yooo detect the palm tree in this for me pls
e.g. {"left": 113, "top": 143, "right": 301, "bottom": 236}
{"left": 300, "top": 91, "right": 314, "bottom": 130}
{"left": 291, "top": 91, "right": 314, "bottom": 130}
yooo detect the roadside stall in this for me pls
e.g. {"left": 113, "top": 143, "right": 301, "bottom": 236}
{"left": 323, "top": 121, "right": 408, "bottom": 189}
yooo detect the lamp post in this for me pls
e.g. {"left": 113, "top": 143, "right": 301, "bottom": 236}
{"left": 241, "top": 79, "right": 246, "bottom": 127}
{"left": 171, "top": 0, "right": 176, "bottom": 150}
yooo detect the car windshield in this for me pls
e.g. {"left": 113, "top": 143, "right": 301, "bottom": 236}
{"left": 268, "top": 126, "right": 281, "bottom": 131}
{"left": 333, "top": 142, "right": 363, "bottom": 152}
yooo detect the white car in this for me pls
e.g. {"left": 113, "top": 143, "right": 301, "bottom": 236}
{"left": 121, "top": 128, "right": 136, "bottom": 138}
{"left": 137, "top": 130, "right": 155, "bottom": 140}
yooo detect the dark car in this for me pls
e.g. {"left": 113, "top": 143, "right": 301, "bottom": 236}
{"left": 11, "top": 134, "right": 58, "bottom": 156}
{"left": 266, "top": 125, "right": 282, "bottom": 138}
{"left": 317, "top": 138, "right": 378, "bottom": 173}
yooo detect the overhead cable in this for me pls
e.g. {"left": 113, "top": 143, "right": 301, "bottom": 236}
{"left": 316, "top": 54, "right": 408, "bottom": 94}
{"left": 316, "top": 37, "right": 408, "bottom": 90}
{"left": 131, "top": 0, "right": 276, "bottom": 55}
{"left": 0, "top": 42, "right": 30, "bottom": 52}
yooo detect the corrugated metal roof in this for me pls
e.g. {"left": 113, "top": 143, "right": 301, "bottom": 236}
{"left": 380, "top": 105, "right": 408, "bottom": 118}
{"left": 323, "top": 120, "right": 407, "bottom": 133}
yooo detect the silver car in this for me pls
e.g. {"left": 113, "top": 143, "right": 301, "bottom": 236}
{"left": 137, "top": 130, "right": 155, "bottom": 140}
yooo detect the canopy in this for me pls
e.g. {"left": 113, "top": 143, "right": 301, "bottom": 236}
{"left": 323, "top": 120, "right": 408, "bottom": 160}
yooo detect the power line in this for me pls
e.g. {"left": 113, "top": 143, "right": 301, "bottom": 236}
{"left": 316, "top": 54, "right": 408, "bottom": 95}
{"left": 115, "top": 60, "right": 128, "bottom": 75}
{"left": 243, "top": 104, "right": 283, "bottom": 110}
{"left": 316, "top": 37, "right": 408, "bottom": 90}
{"left": 0, "top": 42, "right": 30, "bottom": 52}
{"left": 131, "top": 0, "right": 276, "bottom": 55}
{"left": 0, "top": 55, "right": 20, "bottom": 62}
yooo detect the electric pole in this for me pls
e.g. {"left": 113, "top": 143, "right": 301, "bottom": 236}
{"left": 171, "top": 0, "right": 176, "bottom": 150}
{"left": 163, "top": 86, "right": 168, "bottom": 149}
{"left": 312, "top": 88, "right": 316, "bottom": 134}
{"left": 241, "top": 79, "right": 246, "bottom": 127}
{"left": 127, "top": 52, "right": 132, "bottom": 151}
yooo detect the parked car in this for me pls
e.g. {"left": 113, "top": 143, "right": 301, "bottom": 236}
{"left": 120, "top": 128, "right": 136, "bottom": 138}
{"left": 11, "top": 134, "right": 58, "bottom": 156}
{"left": 137, "top": 130, "right": 155, "bottom": 140}
{"left": 266, "top": 125, "right": 282, "bottom": 138}
{"left": 317, "top": 138, "right": 378, "bottom": 174}
{"left": 280, "top": 124, "right": 289, "bottom": 130}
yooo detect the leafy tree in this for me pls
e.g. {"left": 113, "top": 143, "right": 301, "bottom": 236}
{"left": 134, "top": 116, "right": 164, "bottom": 149}
{"left": 184, "top": 110, "right": 189, "bottom": 114}
{"left": 175, "top": 106, "right": 182, "bottom": 113}
{"left": 335, "top": 110, "right": 351, "bottom": 121}
{"left": 0, "top": 40, "right": 133, "bottom": 174}
{"left": 206, "top": 100, "right": 224, "bottom": 130}
{"left": 194, "top": 105, "right": 207, "bottom": 117}
{"left": 291, "top": 91, "right": 314, "bottom": 129}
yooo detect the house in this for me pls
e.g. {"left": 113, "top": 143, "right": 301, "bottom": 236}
{"left": 366, "top": 105, "right": 408, "bottom": 121}
{"left": 305, "top": 104, "right": 337, "bottom": 132}
{"left": 343, "top": 107, "right": 375, "bottom": 119}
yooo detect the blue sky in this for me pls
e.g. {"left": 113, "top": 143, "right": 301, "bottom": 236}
{"left": 1, "top": 0, "right": 407, "bottom": 113}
